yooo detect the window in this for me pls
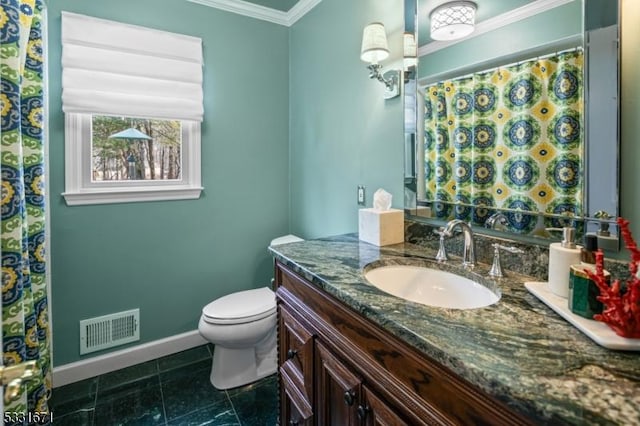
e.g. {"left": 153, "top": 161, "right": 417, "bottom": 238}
{"left": 92, "top": 116, "right": 182, "bottom": 182}
{"left": 63, "top": 114, "right": 201, "bottom": 205}
{"left": 61, "top": 12, "right": 203, "bottom": 205}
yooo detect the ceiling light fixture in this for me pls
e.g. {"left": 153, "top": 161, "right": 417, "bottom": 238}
{"left": 430, "top": 1, "right": 477, "bottom": 41}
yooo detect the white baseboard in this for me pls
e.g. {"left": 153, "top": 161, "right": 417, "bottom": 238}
{"left": 53, "top": 330, "right": 208, "bottom": 387}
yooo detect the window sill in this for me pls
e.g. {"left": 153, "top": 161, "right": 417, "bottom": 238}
{"left": 62, "top": 186, "right": 203, "bottom": 206}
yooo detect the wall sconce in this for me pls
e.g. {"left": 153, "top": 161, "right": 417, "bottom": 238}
{"left": 430, "top": 1, "right": 477, "bottom": 41}
{"left": 403, "top": 32, "right": 417, "bottom": 70}
{"left": 360, "top": 22, "right": 400, "bottom": 100}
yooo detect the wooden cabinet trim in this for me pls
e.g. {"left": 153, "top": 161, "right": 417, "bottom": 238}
{"left": 281, "top": 366, "right": 314, "bottom": 421}
{"left": 280, "top": 305, "right": 315, "bottom": 401}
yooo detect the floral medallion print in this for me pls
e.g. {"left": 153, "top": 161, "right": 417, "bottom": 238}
{"left": 473, "top": 121, "right": 496, "bottom": 152}
{"left": 454, "top": 191, "right": 472, "bottom": 221}
{"left": 472, "top": 193, "right": 495, "bottom": 225}
{"left": 505, "top": 75, "right": 542, "bottom": 110}
{"left": 550, "top": 64, "right": 581, "bottom": 105}
{"left": 424, "top": 127, "right": 435, "bottom": 151}
{"left": 424, "top": 96, "right": 433, "bottom": 121}
{"left": 548, "top": 110, "right": 581, "bottom": 149}
{"left": 472, "top": 156, "right": 496, "bottom": 189}
{"left": 452, "top": 90, "right": 474, "bottom": 118}
{"left": 434, "top": 190, "right": 452, "bottom": 219}
{"left": 474, "top": 84, "right": 497, "bottom": 116}
{"left": 1, "top": 0, "right": 51, "bottom": 418}
{"left": 435, "top": 159, "right": 452, "bottom": 185}
{"left": 453, "top": 158, "right": 472, "bottom": 185}
{"left": 504, "top": 116, "right": 540, "bottom": 150}
{"left": 504, "top": 156, "right": 540, "bottom": 191}
{"left": 435, "top": 124, "right": 449, "bottom": 152}
{"left": 423, "top": 50, "right": 583, "bottom": 233}
{"left": 453, "top": 125, "right": 473, "bottom": 151}
{"left": 504, "top": 196, "right": 537, "bottom": 234}
{"left": 547, "top": 153, "right": 581, "bottom": 194}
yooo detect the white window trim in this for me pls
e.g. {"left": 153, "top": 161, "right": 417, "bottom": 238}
{"left": 62, "top": 113, "right": 203, "bottom": 206}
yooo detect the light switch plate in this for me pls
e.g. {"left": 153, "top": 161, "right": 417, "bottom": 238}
{"left": 357, "top": 185, "right": 365, "bottom": 206}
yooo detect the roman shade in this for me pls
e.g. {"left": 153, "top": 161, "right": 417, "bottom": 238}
{"left": 61, "top": 12, "right": 203, "bottom": 122}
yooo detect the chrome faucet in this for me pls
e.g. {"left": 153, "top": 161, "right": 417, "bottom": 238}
{"left": 488, "top": 243, "right": 524, "bottom": 278}
{"left": 442, "top": 219, "right": 476, "bottom": 268}
{"left": 485, "top": 212, "right": 508, "bottom": 230}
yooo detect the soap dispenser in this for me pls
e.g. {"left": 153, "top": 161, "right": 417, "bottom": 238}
{"left": 547, "top": 226, "right": 582, "bottom": 298}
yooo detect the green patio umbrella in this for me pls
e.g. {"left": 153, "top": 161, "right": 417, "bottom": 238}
{"left": 109, "top": 128, "right": 152, "bottom": 180}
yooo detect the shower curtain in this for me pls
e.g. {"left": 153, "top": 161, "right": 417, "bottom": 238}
{"left": 1, "top": 0, "right": 51, "bottom": 419}
{"left": 424, "top": 50, "right": 584, "bottom": 234}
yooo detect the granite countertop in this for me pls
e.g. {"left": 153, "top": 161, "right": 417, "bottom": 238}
{"left": 269, "top": 234, "right": 640, "bottom": 425}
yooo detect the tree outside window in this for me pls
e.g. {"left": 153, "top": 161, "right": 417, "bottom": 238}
{"left": 91, "top": 115, "right": 182, "bottom": 182}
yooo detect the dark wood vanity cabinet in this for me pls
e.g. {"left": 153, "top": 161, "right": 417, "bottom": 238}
{"left": 275, "top": 261, "right": 533, "bottom": 426}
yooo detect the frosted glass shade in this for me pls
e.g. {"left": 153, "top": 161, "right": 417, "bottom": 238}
{"left": 361, "top": 22, "right": 389, "bottom": 64}
{"left": 430, "top": 1, "right": 476, "bottom": 41}
{"left": 403, "top": 32, "right": 417, "bottom": 58}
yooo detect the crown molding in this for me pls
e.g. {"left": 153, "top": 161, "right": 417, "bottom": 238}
{"left": 419, "top": 0, "right": 575, "bottom": 56}
{"left": 286, "top": 0, "right": 322, "bottom": 26}
{"left": 186, "top": 0, "right": 321, "bottom": 27}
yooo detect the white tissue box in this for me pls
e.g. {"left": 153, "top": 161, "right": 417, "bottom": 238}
{"left": 358, "top": 208, "right": 404, "bottom": 246}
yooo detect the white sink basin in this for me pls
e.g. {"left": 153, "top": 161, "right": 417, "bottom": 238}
{"left": 363, "top": 265, "right": 499, "bottom": 310}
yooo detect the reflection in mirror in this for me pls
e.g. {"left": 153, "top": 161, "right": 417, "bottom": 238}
{"left": 404, "top": 0, "right": 620, "bottom": 250}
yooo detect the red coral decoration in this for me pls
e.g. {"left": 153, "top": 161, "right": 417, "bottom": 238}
{"left": 586, "top": 218, "right": 640, "bottom": 338}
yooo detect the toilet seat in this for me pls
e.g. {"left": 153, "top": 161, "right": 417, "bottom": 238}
{"left": 202, "top": 287, "right": 276, "bottom": 325}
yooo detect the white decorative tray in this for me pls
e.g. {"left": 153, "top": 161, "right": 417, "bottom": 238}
{"left": 525, "top": 281, "right": 640, "bottom": 351}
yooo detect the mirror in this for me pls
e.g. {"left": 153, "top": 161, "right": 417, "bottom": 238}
{"left": 404, "top": 0, "right": 620, "bottom": 248}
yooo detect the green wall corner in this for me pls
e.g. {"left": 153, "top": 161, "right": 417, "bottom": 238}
{"left": 48, "top": 0, "right": 290, "bottom": 365}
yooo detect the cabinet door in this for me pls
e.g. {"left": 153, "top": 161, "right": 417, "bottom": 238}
{"left": 279, "top": 305, "right": 314, "bottom": 402}
{"left": 281, "top": 366, "right": 314, "bottom": 426}
{"left": 359, "top": 385, "right": 410, "bottom": 426}
{"left": 316, "top": 342, "right": 362, "bottom": 426}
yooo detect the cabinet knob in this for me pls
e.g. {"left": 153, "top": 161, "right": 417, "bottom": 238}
{"left": 357, "top": 405, "right": 369, "bottom": 420}
{"left": 286, "top": 349, "right": 298, "bottom": 360}
{"left": 343, "top": 390, "right": 355, "bottom": 406}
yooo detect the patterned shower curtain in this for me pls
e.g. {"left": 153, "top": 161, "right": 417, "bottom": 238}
{"left": 1, "top": 0, "right": 51, "bottom": 419}
{"left": 424, "top": 50, "right": 584, "bottom": 234}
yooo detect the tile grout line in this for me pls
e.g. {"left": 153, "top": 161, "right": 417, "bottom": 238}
{"left": 92, "top": 375, "right": 100, "bottom": 424}
{"left": 156, "top": 360, "right": 170, "bottom": 426}
{"left": 225, "top": 389, "right": 243, "bottom": 425}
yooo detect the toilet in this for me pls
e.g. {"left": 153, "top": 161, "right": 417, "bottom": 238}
{"left": 198, "top": 234, "right": 303, "bottom": 390}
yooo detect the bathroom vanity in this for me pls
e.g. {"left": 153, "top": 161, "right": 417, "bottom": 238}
{"left": 270, "top": 235, "right": 640, "bottom": 425}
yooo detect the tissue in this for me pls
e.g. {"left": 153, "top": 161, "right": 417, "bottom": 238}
{"left": 373, "top": 188, "right": 392, "bottom": 211}
{"left": 359, "top": 188, "right": 404, "bottom": 246}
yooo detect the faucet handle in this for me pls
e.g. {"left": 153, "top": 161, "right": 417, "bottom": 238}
{"left": 493, "top": 244, "right": 524, "bottom": 254}
{"left": 434, "top": 227, "right": 449, "bottom": 262}
{"left": 488, "top": 243, "right": 524, "bottom": 278}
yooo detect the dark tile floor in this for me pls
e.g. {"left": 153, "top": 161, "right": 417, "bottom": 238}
{"left": 49, "top": 345, "right": 278, "bottom": 426}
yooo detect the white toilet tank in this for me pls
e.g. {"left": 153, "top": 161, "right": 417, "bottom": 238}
{"left": 270, "top": 234, "right": 303, "bottom": 246}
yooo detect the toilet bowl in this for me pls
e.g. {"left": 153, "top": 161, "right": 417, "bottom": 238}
{"left": 198, "top": 234, "right": 303, "bottom": 390}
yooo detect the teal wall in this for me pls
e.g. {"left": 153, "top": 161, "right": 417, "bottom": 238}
{"left": 48, "top": 0, "right": 290, "bottom": 365}
{"left": 418, "top": 1, "right": 583, "bottom": 79}
{"left": 288, "top": 0, "right": 404, "bottom": 238}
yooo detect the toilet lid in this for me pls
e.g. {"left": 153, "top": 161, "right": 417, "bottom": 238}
{"left": 270, "top": 234, "right": 303, "bottom": 246}
{"left": 202, "top": 287, "right": 276, "bottom": 324}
